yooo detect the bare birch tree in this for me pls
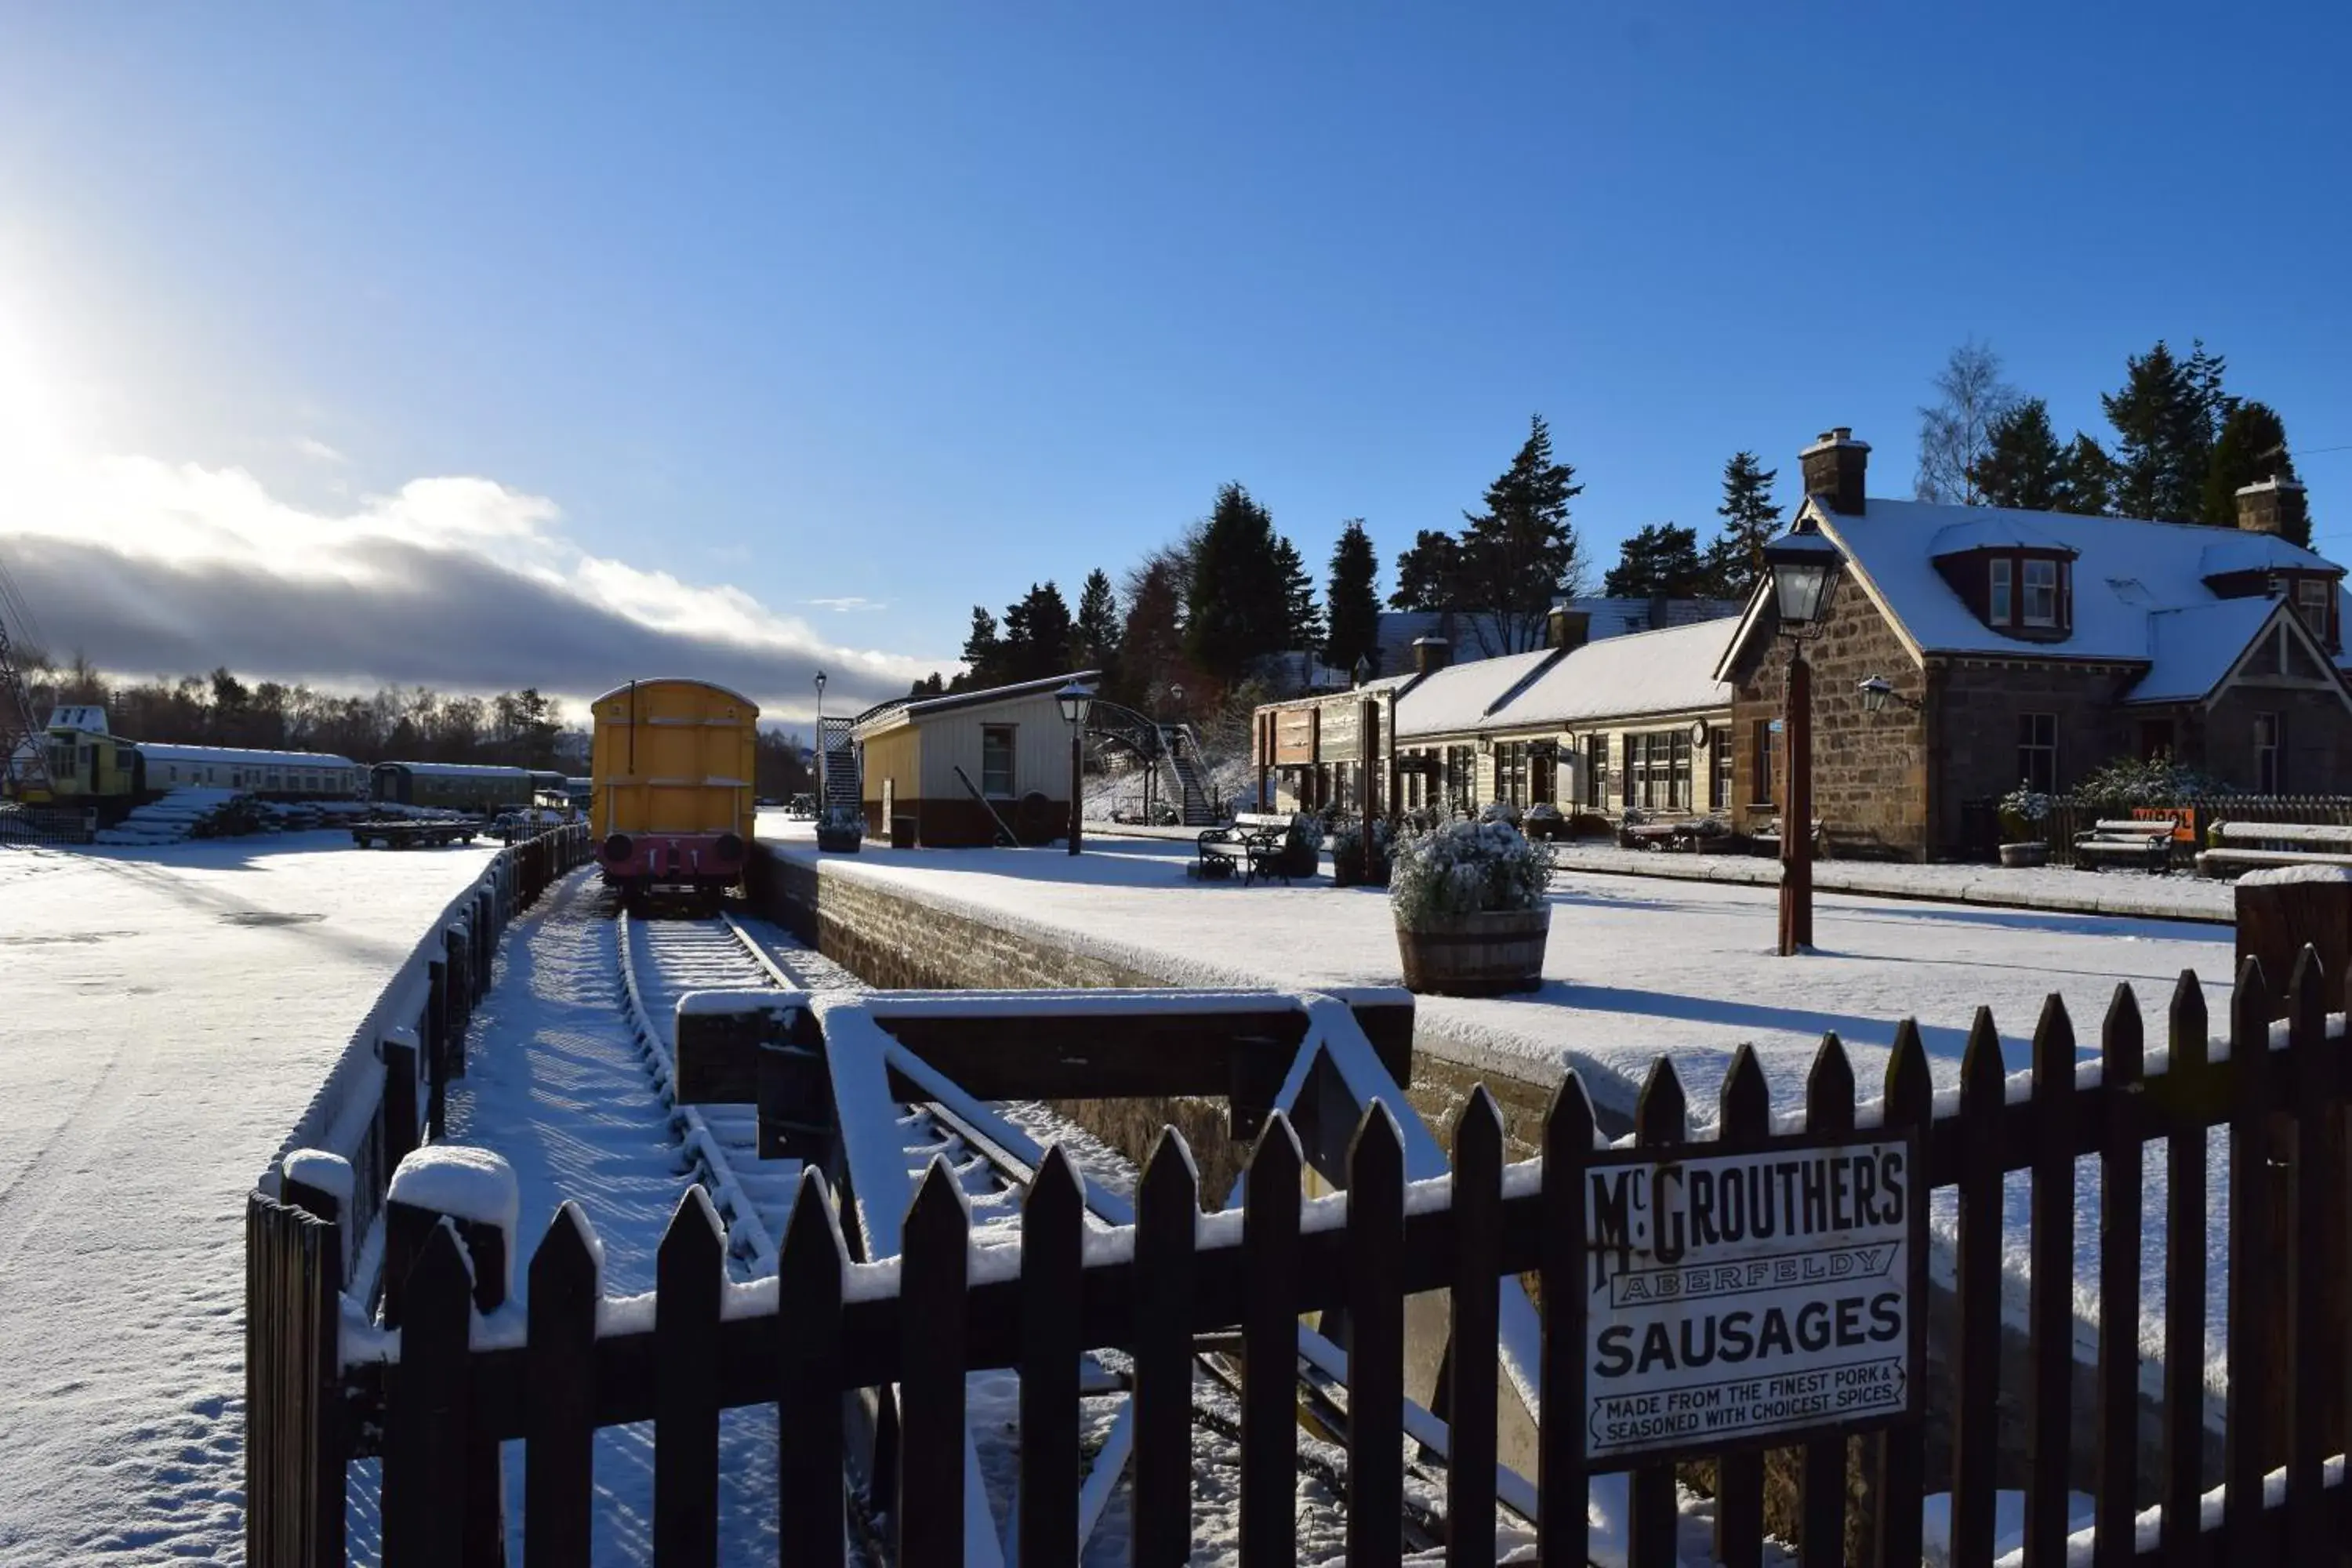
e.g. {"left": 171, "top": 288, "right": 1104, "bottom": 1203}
{"left": 1915, "top": 339, "right": 2020, "bottom": 504}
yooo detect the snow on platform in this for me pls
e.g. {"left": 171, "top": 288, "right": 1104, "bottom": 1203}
{"left": 0, "top": 832, "right": 496, "bottom": 1563}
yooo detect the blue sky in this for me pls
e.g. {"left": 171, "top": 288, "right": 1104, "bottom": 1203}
{"left": 2, "top": 3, "right": 2348, "bottom": 720}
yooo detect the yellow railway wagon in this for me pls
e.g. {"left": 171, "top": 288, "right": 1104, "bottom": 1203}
{"left": 589, "top": 678, "right": 758, "bottom": 909}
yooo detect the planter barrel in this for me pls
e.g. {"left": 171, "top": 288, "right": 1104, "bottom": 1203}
{"left": 1998, "top": 841, "right": 2049, "bottom": 868}
{"left": 1394, "top": 907, "right": 1552, "bottom": 996}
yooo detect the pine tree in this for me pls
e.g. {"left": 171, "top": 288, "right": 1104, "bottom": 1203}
{"left": 1184, "top": 483, "right": 1290, "bottom": 687}
{"left": 1388, "top": 528, "right": 1462, "bottom": 612}
{"left": 2103, "top": 339, "right": 2227, "bottom": 522}
{"left": 1322, "top": 520, "right": 1382, "bottom": 676}
{"left": 1000, "top": 582, "right": 1074, "bottom": 684}
{"left": 1457, "top": 415, "right": 1584, "bottom": 653}
{"left": 959, "top": 606, "right": 1003, "bottom": 690}
{"left": 1602, "top": 523, "right": 1704, "bottom": 597}
{"left": 1073, "top": 568, "right": 1123, "bottom": 684}
{"left": 2201, "top": 401, "right": 2297, "bottom": 531}
{"left": 1118, "top": 554, "right": 1187, "bottom": 709}
{"left": 1969, "top": 400, "right": 2069, "bottom": 510}
{"left": 1272, "top": 535, "right": 1323, "bottom": 653}
{"left": 1915, "top": 339, "right": 2019, "bottom": 504}
{"left": 1700, "top": 451, "right": 1780, "bottom": 595}
{"left": 2058, "top": 434, "right": 2116, "bottom": 517}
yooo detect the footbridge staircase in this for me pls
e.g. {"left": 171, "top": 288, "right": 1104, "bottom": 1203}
{"left": 1084, "top": 699, "right": 1219, "bottom": 825}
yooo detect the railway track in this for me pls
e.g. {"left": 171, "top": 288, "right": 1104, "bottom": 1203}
{"left": 611, "top": 902, "right": 1510, "bottom": 1561}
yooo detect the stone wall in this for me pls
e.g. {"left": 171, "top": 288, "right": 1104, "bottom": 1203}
{"left": 1731, "top": 575, "right": 1933, "bottom": 858}
{"left": 1929, "top": 656, "right": 2141, "bottom": 847}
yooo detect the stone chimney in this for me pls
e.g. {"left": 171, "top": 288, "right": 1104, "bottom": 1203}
{"left": 1800, "top": 427, "right": 1871, "bottom": 516}
{"left": 2235, "top": 474, "right": 2308, "bottom": 539}
{"left": 1546, "top": 606, "right": 1591, "bottom": 652}
{"left": 1411, "top": 635, "right": 1451, "bottom": 676}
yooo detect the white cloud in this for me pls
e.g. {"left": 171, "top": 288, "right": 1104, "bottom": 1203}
{"left": 804, "top": 595, "right": 887, "bottom": 613}
{"left": 293, "top": 436, "right": 347, "bottom": 464}
{"left": 0, "top": 448, "right": 944, "bottom": 713}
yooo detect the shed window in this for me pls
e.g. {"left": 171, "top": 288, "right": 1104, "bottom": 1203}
{"left": 1749, "top": 719, "right": 1775, "bottom": 807}
{"left": 2022, "top": 559, "right": 2059, "bottom": 626}
{"left": 980, "top": 726, "right": 1014, "bottom": 797}
{"left": 1989, "top": 558, "right": 2013, "bottom": 624}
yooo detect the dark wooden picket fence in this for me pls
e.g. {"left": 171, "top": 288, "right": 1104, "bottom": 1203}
{"left": 246, "top": 822, "right": 590, "bottom": 1568}
{"left": 278, "top": 948, "right": 2352, "bottom": 1568}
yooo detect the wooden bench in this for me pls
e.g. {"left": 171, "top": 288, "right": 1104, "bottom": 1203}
{"left": 1195, "top": 811, "right": 1296, "bottom": 885}
{"left": 2072, "top": 818, "right": 2175, "bottom": 873}
{"left": 2198, "top": 820, "right": 2352, "bottom": 878}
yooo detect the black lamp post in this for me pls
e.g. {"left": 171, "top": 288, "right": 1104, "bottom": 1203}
{"left": 1760, "top": 521, "right": 1843, "bottom": 956}
{"left": 1056, "top": 681, "right": 1094, "bottom": 855}
{"left": 813, "top": 670, "right": 828, "bottom": 801}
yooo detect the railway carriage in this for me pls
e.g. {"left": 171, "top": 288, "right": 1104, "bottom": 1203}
{"left": 590, "top": 677, "right": 757, "bottom": 912}
{"left": 21, "top": 707, "right": 365, "bottom": 821}
{"left": 370, "top": 762, "right": 561, "bottom": 815}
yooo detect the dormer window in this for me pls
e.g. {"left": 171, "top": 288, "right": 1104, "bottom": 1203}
{"left": 2295, "top": 579, "right": 2332, "bottom": 642}
{"left": 2022, "top": 559, "right": 2059, "bottom": 626}
{"left": 1989, "top": 559, "right": 2012, "bottom": 623}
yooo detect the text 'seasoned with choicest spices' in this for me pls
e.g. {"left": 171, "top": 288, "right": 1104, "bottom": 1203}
{"left": 1581, "top": 1133, "right": 1922, "bottom": 1467}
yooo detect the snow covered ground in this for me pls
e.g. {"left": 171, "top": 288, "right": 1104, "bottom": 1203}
{"left": 0, "top": 833, "right": 496, "bottom": 1566}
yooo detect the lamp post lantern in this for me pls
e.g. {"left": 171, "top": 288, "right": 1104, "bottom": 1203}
{"left": 1056, "top": 681, "right": 1095, "bottom": 856}
{"left": 1760, "top": 522, "right": 1843, "bottom": 956}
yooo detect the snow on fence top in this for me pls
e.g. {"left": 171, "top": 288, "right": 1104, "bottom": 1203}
{"left": 388, "top": 1145, "right": 521, "bottom": 1289}
{"left": 282, "top": 1149, "right": 355, "bottom": 1206}
{"left": 2237, "top": 862, "right": 2352, "bottom": 887}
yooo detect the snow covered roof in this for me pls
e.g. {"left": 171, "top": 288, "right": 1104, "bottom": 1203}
{"left": 1926, "top": 515, "right": 2078, "bottom": 557}
{"left": 1798, "top": 497, "right": 2347, "bottom": 670}
{"left": 2195, "top": 532, "right": 2333, "bottom": 579}
{"left": 134, "top": 742, "right": 361, "bottom": 769}
{"left": 1393, "top": 648, "right": 1556, "bottom": 739}
{"left": 854, "top": 669, "right": 1102, "bottom": 738}
{"left": 2129, "top": 600, "right": 2285, "bottom": 704}
{"left": 1490, "top": 618, "right": 1736, "bottom": 729}
{"left": 45, "top": 706, "right": 108, "bottom": 735}
{"left": 1371, "top": 597, "right": 1742, "bottom": 676}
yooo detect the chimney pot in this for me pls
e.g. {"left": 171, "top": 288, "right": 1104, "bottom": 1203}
{"left": 1546, "top": 607, "right": 1591, "bottom": 652}
{"left": 1800, "top": 426, "right": 1871, "bottom": 516}
{"left": 1410, "top": 635, "right": 1451, "bottom": 675}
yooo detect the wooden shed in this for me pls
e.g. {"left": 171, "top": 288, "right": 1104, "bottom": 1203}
{"left": 851, "top": 670, "right": 1101, "bottom": 848}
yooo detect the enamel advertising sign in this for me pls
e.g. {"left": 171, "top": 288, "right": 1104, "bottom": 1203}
{"left": 1580, "top": 1130, "right": 1926, "bottom": 1467}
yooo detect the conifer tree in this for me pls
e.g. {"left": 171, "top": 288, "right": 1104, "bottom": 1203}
{"left": 958, "top": 606, "right": 1003, "bottom": 690}
{"left": 1322, "top": 520, "right": 1382, "bottom": 675}
{"left": 1969, "top": 400, "right": 2068, "bottom": 511}
{"left": 1272, "top": 535, "right": 1323, "bottom": 653}
{"left": 1183, "top": 483, "right": 1290, "bottom": 687}
{"left": 1700, "top": 451, "right": 1780, "bottom": 595}
{"left": 2201, "top": 401, "right": 2297, "bottom": 532}
{"left": 1603, "top": 524, "right": 1705, "bottom": 597}
{"left": 1073, "top": 568, "right": 1123, "bottom": 682}
{"left": 2059, "top": 434, "right": 2117, "bottom": 517}
{"left": 1388, "top": 528, "right": 1463, "bottom": 612}
{"left": 1457, "top": 414, "right": 1584, "bottom": 654}
{"left": 1118, "top": 555, "right": 1187, "bottom": 709}
{"left": 2103, "top": 339, "right": 2230, "bottom": 522}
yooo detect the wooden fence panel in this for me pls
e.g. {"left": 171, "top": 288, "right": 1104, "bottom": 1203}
{"left": 2159, "top": 971, "right": 2210, "bottom": 1568}
{"left": 2095, "top": 985, "right": 2145, "bottom": 1568}
{"left": 383, "top": 1221, "right": 473, "bottom": 1567}
{"left": 525, "top": 1203, "right": 599, "bottom": 1568}
{"left": 655, "top": 1187, "right": 724, "bottom": 1568}
{"left": 1951, "top": 1009, "right": 2006, "bottom": 1567}
{"left": 899, "top": 1160, "right": 969, "bottom": 1568}
{"left": 1627, "top": 1062, "right": 1686, "bottom": 1568}
{"left": 1131, "top": 1127, "right": 1198, "bottom": 1568}
{"left": 1871, "top": 1022, "right": 1933, "bottom": 1568}
{"left": 1446, "top": 1090, "right": 1502, "bottom": 1568}
{"left": 1712, "top": 1047, "right": 1771, "bottom": 1568}
{"left": 1345, "top": 1105, "right": 1405, "bottom": 1568}
{"left": 1801, "top": 1036, "right": 1854, "bottom": 1566}
{"left": 1018, "top": 1148, "right": 1082, "bottom": 1568}
{"left": 1240, "top": 1115, "right": 1302, "bottom": 1568}
{"left": 2223, "top": 958, "right": 2272, "bottom": 1557}
{"left": 2282, "top": 952, "right": 2331, "bottom": 1562}
{"left": 777, "top": 1171, "right": 846, "bottom": 1568}
{"left": 1538, "top": 1076, "right": 1595, "bottom": 1568}
{"left": 2027, "top": 996, "right": 2078, "bottom": 1567}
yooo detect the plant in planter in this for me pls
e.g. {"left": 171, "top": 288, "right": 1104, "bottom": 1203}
{"left": 1997, "top": 783, "right": 2052, "bottom": 867}
{"left": 1330, "top": 817, "right": 1394, "bottom": 888}
{"left": 815, "top": 803, "right": 866, "bottom": 853}
{"left": 1523, "top": 800, "right": 1565, "bottom": 841}
{"left": 1479, "top": 798, "right": 1523, "bottom": 827}
{"left": 1279, "top": 811, "right": 1325, "bottom": 880}
{"left": 1388, "top": 818, "right": 1555, "bottom": 995}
